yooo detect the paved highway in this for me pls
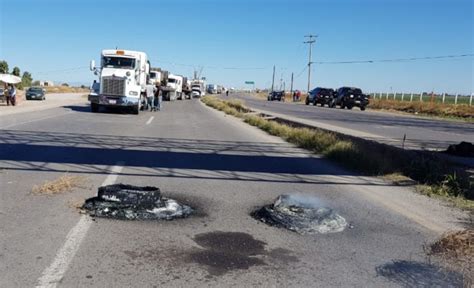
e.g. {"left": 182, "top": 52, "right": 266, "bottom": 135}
{"left": 229, "top": 93, "right": 474, "bottom": 152}
{"left": 0, "top": 99, "right": 470, "bottom": 287}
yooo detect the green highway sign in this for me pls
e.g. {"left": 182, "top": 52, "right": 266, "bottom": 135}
{"left": 245, "top": 81, "right": 255, "bottom": 85}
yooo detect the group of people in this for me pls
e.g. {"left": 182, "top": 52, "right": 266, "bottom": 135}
{"left": 292, "top": 90, "right": 301, "bottom": 102}
{"left": 145, "top": 83, "right": 162, "bottom": 112}
{"left": 2, "top": 84, "right": 17, "bottom": 106}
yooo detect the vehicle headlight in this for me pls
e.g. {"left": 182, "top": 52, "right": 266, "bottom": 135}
{"left": 126, "top": 71, "right": 131, "bottom": 77}
{"left": 350, "top": 95, "right": 354, "bottom": 98}
{"left": 129, "top": 91, "right": 138, "bottom": 96}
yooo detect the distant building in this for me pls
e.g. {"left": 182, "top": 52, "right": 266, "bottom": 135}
{"left": 39, "top": 81, "right": 54, "bottom": 87}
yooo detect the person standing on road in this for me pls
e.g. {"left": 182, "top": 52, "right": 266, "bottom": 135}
{"left": 146, "top": 84, "right": 157, "bottom": 111}
{"left": 7, "top": 84, "right": 16, "bottom": 106}
{"left": 156, "top": 87, "right": 162, "bottom": 111}
{"left": 226, "top": 90, "right": 229, "bottom": 97}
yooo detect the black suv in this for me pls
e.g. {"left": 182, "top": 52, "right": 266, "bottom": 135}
{"left": 306, "top": 87, "right": 335, "bottom": 107}
{"left": 267, "top": 91, "right": 285, "bottom": 101}
{"left": 332, "top": 87, "right": 369, "bottom": 110}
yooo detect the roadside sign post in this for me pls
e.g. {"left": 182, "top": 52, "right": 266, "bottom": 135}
{"left": 470, "top": 93, "right": 473, "bottom": 106}
{"left": 245, "top": 81, "right": 255, "bottom": 92}
{"left": 455, "top": 93, "right": 458, "bottom": 105}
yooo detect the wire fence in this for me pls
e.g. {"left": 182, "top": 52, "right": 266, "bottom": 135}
{"left": 369, "top": 92, "right": 473, "bottom": 106}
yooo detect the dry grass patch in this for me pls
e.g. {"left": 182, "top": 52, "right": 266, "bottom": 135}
{"left": 427, "top": 229, "right": 473, "bottom": 282}
{"left": 44, "top": 86, "right": 89, "bottom": 94}
{"left": 201, "top": 96, "right": 473, "bottom": 202}
{"left": 369, "top": 99, "right": 474, "bottom": 120}
{"left": 32, "top": 174, "right": 86, "bottom": 195}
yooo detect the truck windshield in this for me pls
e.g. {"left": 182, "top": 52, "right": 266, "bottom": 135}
{"left": 168, "top": 79, "right": 176, "bottom": 83}
{"left": 102, "top": 56, "right": 136, "bottom": 69}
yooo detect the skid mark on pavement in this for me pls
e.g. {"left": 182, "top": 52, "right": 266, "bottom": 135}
{"left": 35, "top": 162, "right": 124, "bottom": 288}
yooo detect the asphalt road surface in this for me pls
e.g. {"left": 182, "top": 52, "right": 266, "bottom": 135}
{"left": 228, "top": 93, "right": 474, "bottom": 152}
{"left": 0, "top": 99, "right": 470, "bottom": 287}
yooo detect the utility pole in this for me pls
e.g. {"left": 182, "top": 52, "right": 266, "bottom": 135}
{"left": 304, "top": 35, "right": 317, "bottom": 93}
{"left": 271, "top": 65, "right": 275, "bottom": 92}
{"left": 290, "top": 72, "right": 294, "bottom": 94}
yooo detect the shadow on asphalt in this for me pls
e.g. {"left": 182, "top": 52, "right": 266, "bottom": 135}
{"left": 376, "top": 260, "right": 465, "bottom": 287}
{"left": 0, "top": 129, "right": 396, "bottom": 186}
{"left": 63, "top": 105, "right": 135, "bottom": 114}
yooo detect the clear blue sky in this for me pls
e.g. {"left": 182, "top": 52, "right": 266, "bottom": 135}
{"left": 1, "top": 0, "right": 472, "bottom": 93}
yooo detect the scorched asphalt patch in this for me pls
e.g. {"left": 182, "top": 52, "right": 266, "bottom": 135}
{"left": 82, "top": 184, "right": 193, "bottom": 220}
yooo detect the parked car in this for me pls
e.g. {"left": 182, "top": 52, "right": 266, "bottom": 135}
{"left": 268, "top": 91, "right": 285, "bottom": 101}
{"left": 332, "top": 87, "right": 369, "bottom": 110}
{"left": 26, "top": 87, "right": 46, "bottom": 100}
{"left": 306, "top": 87, "right": 335, "bottom": 107}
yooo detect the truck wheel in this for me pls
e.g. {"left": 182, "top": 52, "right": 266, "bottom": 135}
{"left": 305, "top": 98, "right": 309, "bottom": 105}
{"left": 347, "top": 105, "right": 353, "bottom": 110}
{"left": 132, "top": 104, "right": 139, "bottom": 115}
{"left": 91, "top": 103, "right": 99, "bottom": 113}
{"left": 360, "top": 106, "right": 366, "bottom": 111}
{"left": 340, "top": 101, "right": 345, "bottom": 109}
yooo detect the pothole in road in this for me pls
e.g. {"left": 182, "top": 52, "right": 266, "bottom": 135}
{"left": 251, "top": 194, "right": 348, "bottom": 234}
{"left": 82, "top": 184, "right": 193, "bottom": 220}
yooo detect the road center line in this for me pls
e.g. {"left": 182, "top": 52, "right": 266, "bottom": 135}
{"left": 35, "top": 162, "right": 124, "bottom": 288}
{"left": 146, "top": 116, "right": 154, "bottom": 125}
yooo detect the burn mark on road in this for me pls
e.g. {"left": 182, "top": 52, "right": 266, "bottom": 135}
{"left": 187, "top": 231, "right": 299, "bottom": 277}
{"left": 188, "top": 231, "right": 267, "bottom": 276}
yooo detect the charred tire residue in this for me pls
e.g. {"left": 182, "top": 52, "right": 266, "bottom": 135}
{"left": 189, "top": 231, "right": 267, "bottom": 276}
{"left": 251, "top": 194, "right": 348, "bottom": 234}
{"left": 82, "top": 184, "right": 193, "bottom": 220}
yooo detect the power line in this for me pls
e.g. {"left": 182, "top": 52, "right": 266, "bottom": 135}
{"left": 295, "top": 65, "right": 307, "bottom": 78}
{"left": 312, "top": 53, "right": 474, "bottom": 65}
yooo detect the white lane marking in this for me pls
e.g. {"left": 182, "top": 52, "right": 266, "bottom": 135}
{"left": 146, "top": 116, "right": 154, "bottom": 125}
{"left": 0, "top": 111, "right": 73, "bottom": 129}
{"left": 35, "top": 162, "right": 124, "bottom": 288}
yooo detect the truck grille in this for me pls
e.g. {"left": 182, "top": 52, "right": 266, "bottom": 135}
{"left": 102, "top": 77, "right": 125, "bottom": 96}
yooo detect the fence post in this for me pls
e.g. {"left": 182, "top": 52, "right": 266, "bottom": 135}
{"left": 420, "top": 92, "right": 423, "bottom": 102}
{"left": 455, "top": 93, "right": 458, "bottom": 105}
{"left": 470, "top": 93, "right": 473, "bottom": 106}
{"left": 410, "top": 93, "right": 413, "bottom": 102}
{"left": 442, "top": 93, "right": 445, "bottom": 103}
{"left": 401, "top": 93, "right": 405, "bottom": 101}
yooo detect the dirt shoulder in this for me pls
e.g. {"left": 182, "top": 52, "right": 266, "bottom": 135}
{"left": 0, "top": 93, "right": 87, "bottom": 116}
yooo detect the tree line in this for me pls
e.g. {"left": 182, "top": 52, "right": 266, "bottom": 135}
{"left": 0, "top": 60, "right": 33, "bottom": 89}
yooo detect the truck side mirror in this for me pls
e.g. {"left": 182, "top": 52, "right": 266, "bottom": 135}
{"left": 90, "top": 60, "right": 96, "bottom": 71}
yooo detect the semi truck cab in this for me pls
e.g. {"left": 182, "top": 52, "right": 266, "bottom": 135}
{"left": 90, "top": 49, "right": 150, "bottom": 114}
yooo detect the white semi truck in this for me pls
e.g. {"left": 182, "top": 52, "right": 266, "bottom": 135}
{"left": 149, "top": 70, "right": 162, "bottom": 86}
{"left": 89, "top": 49, "right": 150, "bottom": 114}
{"left": 163, "top": 74, "right": 183, "bottom": 101}
{"left": 191, "top": 79, "right": 206, "bottom": 98}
